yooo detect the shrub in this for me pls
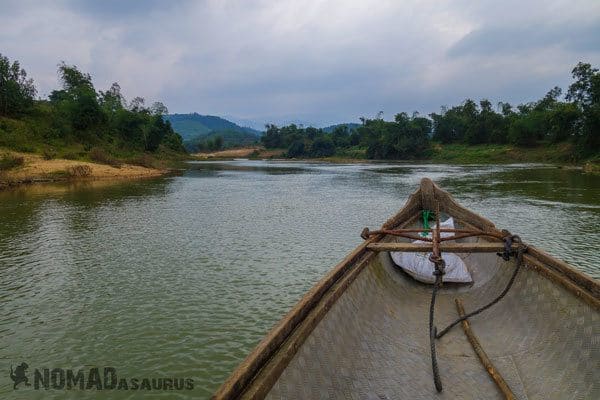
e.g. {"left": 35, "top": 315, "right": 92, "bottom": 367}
{"left": 287, "top": 140, "right": 305, "bottom": 157}
{"left": 67, "top": 164, "right": 92, "bottom": 177}
{"left": 0, "top": 153, "right": 24, "bottom": 170}
{"left": 249, "top": 149, "right": 261, "bottom": 158}
{"left": 89, "top": 147, "right": 121, "bottom": 167}
{"left": 130, "top": 154, "right": 157, "bottom": 169}
{"left": 16, "top": 144, "right": 35, "bottom": 153}
{"left": 42, "top": 147, "right": 57, "bottom": 160}
{"left": 310, "top": 136, "right": 335, "bottom": 157}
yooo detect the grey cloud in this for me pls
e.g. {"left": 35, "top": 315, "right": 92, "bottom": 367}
{"left": 67, "top": 0, "right": 191, "bottom": 20}
{"left": 1, "top": 1, "right": 599, "bottom": 126}
{"left": 449, "top": 20, "right": 600, "bottom": 57}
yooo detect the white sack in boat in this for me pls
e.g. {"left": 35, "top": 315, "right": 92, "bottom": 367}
{"left": 390, "top": 217, "right": 473, "bottom": 284}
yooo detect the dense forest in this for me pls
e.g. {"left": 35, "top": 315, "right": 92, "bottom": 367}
{"left": 0, "top": 53, "right": 185, "bottom": 166}
{"left": 262, "top": 62, "right": 599, "bottom": 162}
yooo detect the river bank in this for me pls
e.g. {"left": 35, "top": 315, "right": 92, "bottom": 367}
{"left": 0, "top": 150, "right": 169, "bottom": 190}
{"left": 193, "top": 143, "right": 599, "bottom": 171}
{"left": 5, "top": 141, "right": 596, "bottom": 192}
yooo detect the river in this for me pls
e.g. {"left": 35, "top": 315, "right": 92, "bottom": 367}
{"left": 1, "top": 161, "right": 598, "bottom": 398}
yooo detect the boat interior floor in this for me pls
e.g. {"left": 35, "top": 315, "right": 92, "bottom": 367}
{"left": 265, "top": 244, "right": 598, "bottom": 399}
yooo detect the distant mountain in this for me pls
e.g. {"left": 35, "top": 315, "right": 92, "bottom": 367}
{"left": 166, "top": 113, "right": 261, "bottom": 140}
{"left": 322, "top": 123, "right": 361, "bottom": 133}
{"left": 222, "top": 115, "right": 266, "bottom": 132}
{"left": 165, "top": 113, "right": 262, "bottom": 151}
{"left": 164, "top": 114, "right": 362, "bottom": 152}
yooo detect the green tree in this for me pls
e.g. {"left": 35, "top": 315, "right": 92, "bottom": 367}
{"left": 261, "top": 124, "right": 284, "bottom": 148}
{"left": 310, "top": 136, "right": 335, "bottom": 157}
{"left": 99, "top": 82, "right": 125, "bottom": 115}
{"left": 305, "top": 126, "right": 319, "bottom": 141}
{"left": 393, "top": 113, "right": 431, "bottom": 157}
{"left": 113, "top": 108, "right": 147, "bottom": 146}
{"left": 150, "top": 101, "right": 168, "bottom": 116}
{"left": 565, "top": 62, "right": 600, "bottom": 154}
{"left": 431, "top": 106, "right": 467, "bottom": 144}
{"left": 497, "top": 102, "right": 513, "bottom": 116}
{"left": 287, "top": 140, "right": 305, "bottom": 157}
{"left": 214, "top": 135, "right": 224, "bottom": 150}
{"left": 331, "top": 125, "right": 350, "bottom": 147}
{"left": 0, "top": 53, "right": 36, "bottom": 116}
{"left": 508, "top": 112, "right": 543, "bottom": 146}
{"left": 145, "top": 115, "right": 167, "bottom": 151}
{"left": 49, "top": 63, "right": 104, "bottom": 131}
{"left": 536, "top": 86, "right": 562, "bottom": 111}
{"left": 161, "top": 124, "right": 186, "bottom": 152}
{"left": 358, "top": 114, "right": 430, "bottom": 159}
{"left": 547, "top": 102, "right": 580, "bottom": 143}
{"left": 566, "top": 62, "right": 598, "bottom": 107}
{"left": 129, "top": 96, "right": 147, "bottom": 112}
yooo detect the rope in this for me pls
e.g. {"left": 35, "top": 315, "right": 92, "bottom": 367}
{"left": 429, "top": 255, "right": 445, "bottom": 392}
{"left": 427, "top": 225, "right": 527, "bottom": 392}
{"left": 435, "top": 235, "right": 527, "bottom": 340}
{"left": 428, "top": 204, "right": 444, "bottom": 392}
{"left": 360, "top": 216, "right": 528, "bottom": 393}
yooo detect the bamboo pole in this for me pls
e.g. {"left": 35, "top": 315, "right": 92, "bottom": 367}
{"left": 455, "top": 298, "right": 516, "bottom": 400}
{"left": 367, "top": 242, "right": 518, "bottom": 253}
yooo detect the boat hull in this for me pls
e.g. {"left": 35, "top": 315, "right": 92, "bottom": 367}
{"left": 264, "top": 252, "right": 597, "bottom": 399}
{"left": 214, "top": 178, "right": 599, "bottom": 400}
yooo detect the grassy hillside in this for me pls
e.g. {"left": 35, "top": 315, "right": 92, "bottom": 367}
{"left": 165, "top": 113, "right": 262, "bottom": 151}
{"left": 164, "top": 116, "right": 212, "bottom": 140}
{"left": 167, "top": 113, "right": 259, "bottom": 140}
{"left": 0, "top": 103, "right": 186, "bottom": 169}
{"left": 0, "top": 55, "right": 187, "bottom": 176}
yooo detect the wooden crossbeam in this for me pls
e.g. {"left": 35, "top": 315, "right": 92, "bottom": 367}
{"left": 367, "top": 242, "right": 517, "bottom": 253}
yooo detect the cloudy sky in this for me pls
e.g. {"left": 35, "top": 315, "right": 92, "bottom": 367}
{"left": 1, "top": 0, "right": 599, "bottom": 127}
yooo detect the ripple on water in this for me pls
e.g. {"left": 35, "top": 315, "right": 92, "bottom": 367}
{"left": 0, "top": 162, "right": 598, "bottom": 399}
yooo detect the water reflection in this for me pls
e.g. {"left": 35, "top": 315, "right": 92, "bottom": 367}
{"left": 188, "top": 160, "right": 310, "bottom": 175}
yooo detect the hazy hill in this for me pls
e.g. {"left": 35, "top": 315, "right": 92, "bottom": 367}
{"left": 322, "top": 123, "right": 361, "bottom": 133}
{"left": 165, "top": 113, "right": 262, "bottom": 151}
{"left": 166, "top": 113, "right": 261, "bottom": 139}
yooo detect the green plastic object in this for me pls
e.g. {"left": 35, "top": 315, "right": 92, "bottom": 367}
{"left": 421, "top": 210, "right": 432, "bottom": 237}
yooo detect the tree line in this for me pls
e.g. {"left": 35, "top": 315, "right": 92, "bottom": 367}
{"left": 262, "top": 62, "right": 599, "bottom": 161}
{"left": 0, "top": 53, "right": 185, "bottom": 155}
{"left": 2, "top": 55, "right": 597, "bottom": 162}
{"left": 194, "top": 135, "right": 224, "bottom": 152}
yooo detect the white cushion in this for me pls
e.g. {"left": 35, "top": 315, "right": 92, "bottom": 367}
{"left": 390, "top": 217, "right": 473, "bottom": 284}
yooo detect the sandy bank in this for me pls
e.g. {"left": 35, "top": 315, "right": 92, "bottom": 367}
{"left": 193, "top": 147, "right": 284, "bottom": 159}
{"left": 0, "top": 150, "right": 167, "bottom": 190}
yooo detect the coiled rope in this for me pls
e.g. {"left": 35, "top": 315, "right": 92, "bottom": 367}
{"left": 435, "top": 236, "right": 527, "bottom": 339}
{"left": 426, "top": 210, "right": 528, "bottom": 392}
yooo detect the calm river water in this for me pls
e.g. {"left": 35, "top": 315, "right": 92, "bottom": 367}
{"left": 1, "top": 161, "right": 598, "bottom": 399}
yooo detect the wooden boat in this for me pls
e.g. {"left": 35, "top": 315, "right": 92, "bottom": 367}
{"left": 214, "top": 178, "right": 599, "bottom": 400}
